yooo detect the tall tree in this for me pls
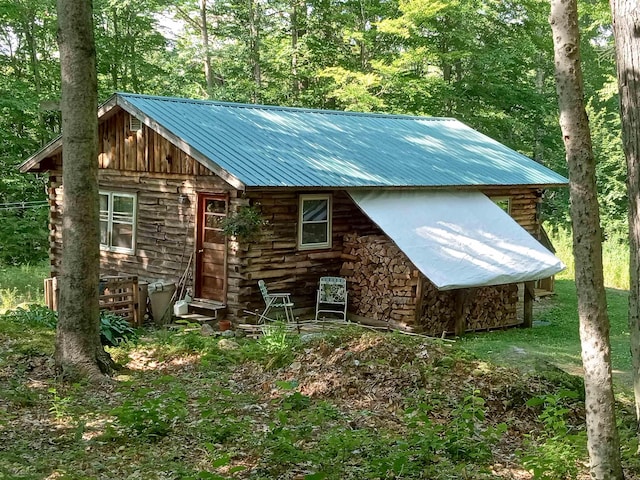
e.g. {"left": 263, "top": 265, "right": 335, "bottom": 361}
{"left": 55, "top": 0, "right": 112, "bottom": 379}
{"left": 549, "top": 0, "right": 623, "bottom": 478}
{"left": 610, "top": 0, "right": 640, "bottom": 441}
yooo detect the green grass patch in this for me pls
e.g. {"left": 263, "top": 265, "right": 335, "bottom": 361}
{"left": 0, "top": 261, "right": 49, "bottom": 312}
{"left": 461, "top": 279, "right": 632, "bottom": 390}
{"left": 548, "top": 226, "right": 630, "bottom": 290}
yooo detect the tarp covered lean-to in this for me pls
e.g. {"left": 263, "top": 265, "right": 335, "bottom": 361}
{"left": 348, "top": 190, "right": 565, "bottom": 290}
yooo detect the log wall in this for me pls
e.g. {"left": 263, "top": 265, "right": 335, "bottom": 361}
{"left": 228, "top": 190, "right": 382, "bottom": 320}
{"left": 47, "top": 170, "right": 237, "bottom": 285}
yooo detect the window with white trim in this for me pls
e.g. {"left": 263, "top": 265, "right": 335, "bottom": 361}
{"left": 298, "top": 194, "right": 332, "bottom": 250}
{"left": 99, "top": 191, "right": 137, "bottom": 254}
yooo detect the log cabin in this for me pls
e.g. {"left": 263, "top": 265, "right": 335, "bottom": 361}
{"left": 21, "top": 92, "right": 567, "bottom": 335}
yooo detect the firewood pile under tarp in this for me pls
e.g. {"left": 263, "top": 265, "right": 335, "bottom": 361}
{"left": 341, "top": 233, "right": 419, "bottom": 329}
{"left": 341, "top": 232, "right": 520, "bottom": 335}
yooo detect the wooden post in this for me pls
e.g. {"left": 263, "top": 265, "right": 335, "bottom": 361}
{"left": 414, "top": 274, "right": 424, "bottom": 325}
{"left": 44, "top": 277, "right": 59, "bottom": 311}
{"left": 523, "top": 281, "right": 535, "bottom": 328}
{"left": 454, "top": 289, "right": 468, "bottom": 336}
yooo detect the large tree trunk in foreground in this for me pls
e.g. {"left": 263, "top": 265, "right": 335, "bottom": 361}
{"left": 610, "top": 0, "right": 640, "bottom": 444}
{"left": 55, "top": 0, "right": 113, "bottom": 380}
{"left": 549, "top": 0, "right": 623, "bottom": 478}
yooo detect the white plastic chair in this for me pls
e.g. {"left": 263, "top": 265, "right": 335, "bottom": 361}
{"left": 315, "top": 276, "right": 348, "bottom": 321}
{"left": 257, "top": 280, "right": 294, "bottom": 323}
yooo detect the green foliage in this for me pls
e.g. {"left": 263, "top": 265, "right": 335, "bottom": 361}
{"left": 549, "top": 225, "right": 630, "bottom": 290}
{"left": 0, "top": 202, "right": 49, "bottom": 266}
{"left": 282, "top": 391, "right": 311, "bottom": 411}
{"left": 519, "top": 390, "right": 586, "bottom": 479}
{"left": 221, "top": 205, "right": 264, "bottom": 240}
{"left": 48, "top": 387, "right": 72, "bottom": 420}
{"left": 5, "top": 303, "right": 57, "bottom": 328}
{"left": 99, "top": 311, "right": 138, "bottom": 347}
{"left": 3, "top": 305, "right": 137, "bottom": 347}
{"left": 254, "top": 321, "right": 300, "bottom": 369}
{"left": 110, "top": 385, "right": 188, "bottom": 440}
{"left": 0, "top": 262, "right": 48, "bottom": 312}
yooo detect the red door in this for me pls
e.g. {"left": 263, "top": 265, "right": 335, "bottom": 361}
{"left": 195, "top": 195, "right": 227, "bottom": 302}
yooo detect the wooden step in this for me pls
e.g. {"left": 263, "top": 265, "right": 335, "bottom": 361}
{"left": 174, "top": 312, "right": 217, "bottom": 325}
{"left": 188, "top": 298, "right": 226, "bottom": 320}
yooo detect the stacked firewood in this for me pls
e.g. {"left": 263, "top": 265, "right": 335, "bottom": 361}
{"left": 418, "top": 282, "right": 519, "bottom": 335}
{"left": 341, "top": 233, "right": 419, "bottom": 325}
{"left": 418, "top": 281, "right": 457, "bottom": 334}
{"left": 342, "top": 232, "right": 521, "bottom": 335}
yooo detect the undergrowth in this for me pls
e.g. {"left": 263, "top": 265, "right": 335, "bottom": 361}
{"left": 3, "top": 315, "right": 635, "bottom": 480}
{"left": 548, "top": 225, "right": 629, "bottom": 290}
{"left": 0, "top": 261, "right": 48, "bottom": 312}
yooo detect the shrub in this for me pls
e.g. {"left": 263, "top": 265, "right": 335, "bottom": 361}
{"left": 6, "top": 304, "right": 57, "bottom": 328}
{"left": 4, "top": 306, "right": 137, "bottom": 347}
{"left": 518, "top": 390, "right": 586, "bottom": 479}
{"left": 100, "top": 311, "right": 138, "bottom": 346}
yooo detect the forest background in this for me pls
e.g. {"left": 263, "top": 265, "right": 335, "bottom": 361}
{"left": 0, "top": 0, "right": 626, "bottom": 269}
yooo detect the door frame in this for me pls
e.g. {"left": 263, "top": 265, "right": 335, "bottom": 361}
{"left": 194, "top": 193, "right": 229, "bottom": 302}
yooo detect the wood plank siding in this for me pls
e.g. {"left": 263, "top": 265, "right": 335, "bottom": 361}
{"left": 43, "top": 107, "right": 546, "bottom": 331}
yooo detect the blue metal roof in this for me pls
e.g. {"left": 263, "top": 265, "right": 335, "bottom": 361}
{"left": 116, "top": 92, "right": 567, "bottom": 188}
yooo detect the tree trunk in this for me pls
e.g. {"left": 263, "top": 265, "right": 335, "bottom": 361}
{"left": 549, "top": 1, "right": 624, "bottom": 478}
{"left": 200, "top": 0, "right": 214, "bottom": 96}
{"left": 248, "top": 0, "right": 262, "bottom": 103}
{"left": 290, "top": 0, "right": 302, "bottom": 97}
{"left": 56, "top": 0, "right": 113, "bottom": 381}
{"left": 610, "top": 0, "right": 640, "bottom": 444}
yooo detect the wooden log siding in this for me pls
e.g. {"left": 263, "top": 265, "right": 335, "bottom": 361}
{"left": 227, "top": 190, "right": 382, "bottom": 320}
{"left": 47, "top": 169, "right": 237, "bottom": 286}
{"left": 481, "top": 187, "right": 542, "bottom": 237}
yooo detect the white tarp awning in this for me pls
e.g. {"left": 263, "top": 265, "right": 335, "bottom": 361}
{"left": 348, "top": 190, "right": 565, "bottom": 290}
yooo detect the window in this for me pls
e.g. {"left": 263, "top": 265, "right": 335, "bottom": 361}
{"left": 298, "top": 194, "right": 332, "bottom": 249}
{"left": 100, "top": 191, "right": 137, "bottom": 254}
{"left": 492, "top": 197, "right": 511, "bottom": 215}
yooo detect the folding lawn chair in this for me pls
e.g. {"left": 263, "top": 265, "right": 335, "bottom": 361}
{"left": 315, "top": 276, "right": 348, "bottom": 321}
{"left": 257, "top": 279, "right": 294, "bottom": 323}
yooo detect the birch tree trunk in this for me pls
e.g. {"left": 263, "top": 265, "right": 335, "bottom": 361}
{"left": 549, "top": 0, "right": 624, "bottom": 478}
{"left": 55, "top": 0, "right": 113, "bottom": 381}
{"left": 610, "top": 0, "right": 640, "bottom": 444}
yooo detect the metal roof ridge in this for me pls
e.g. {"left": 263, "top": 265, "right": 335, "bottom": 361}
{"left": 114, "top": 92, "right": 456, "bottom": 122}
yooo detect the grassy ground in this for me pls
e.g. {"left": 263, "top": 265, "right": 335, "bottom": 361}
{"left": 462, "top": 228, "right": 632, "bottom": 392}
{"left": 0, "top": 242, "right": 638, "bottom": 479}
{"left": 0, "top": 316, "right": 622, "bottom": 480}
{"left": 0, "top": 261, "right": 49, "bottom": 313}
{"left": 461, "top": 280, "right": 632, "bottom": 392}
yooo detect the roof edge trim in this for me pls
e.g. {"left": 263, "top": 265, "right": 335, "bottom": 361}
{"left": 116, "top": 92, "right": 455, "bottom": 122}
{"left": 19, "top": 93, "right": 121, "bottom": 173}
{"left": 19, "top": 136, "right": 62, "bottom": 173}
